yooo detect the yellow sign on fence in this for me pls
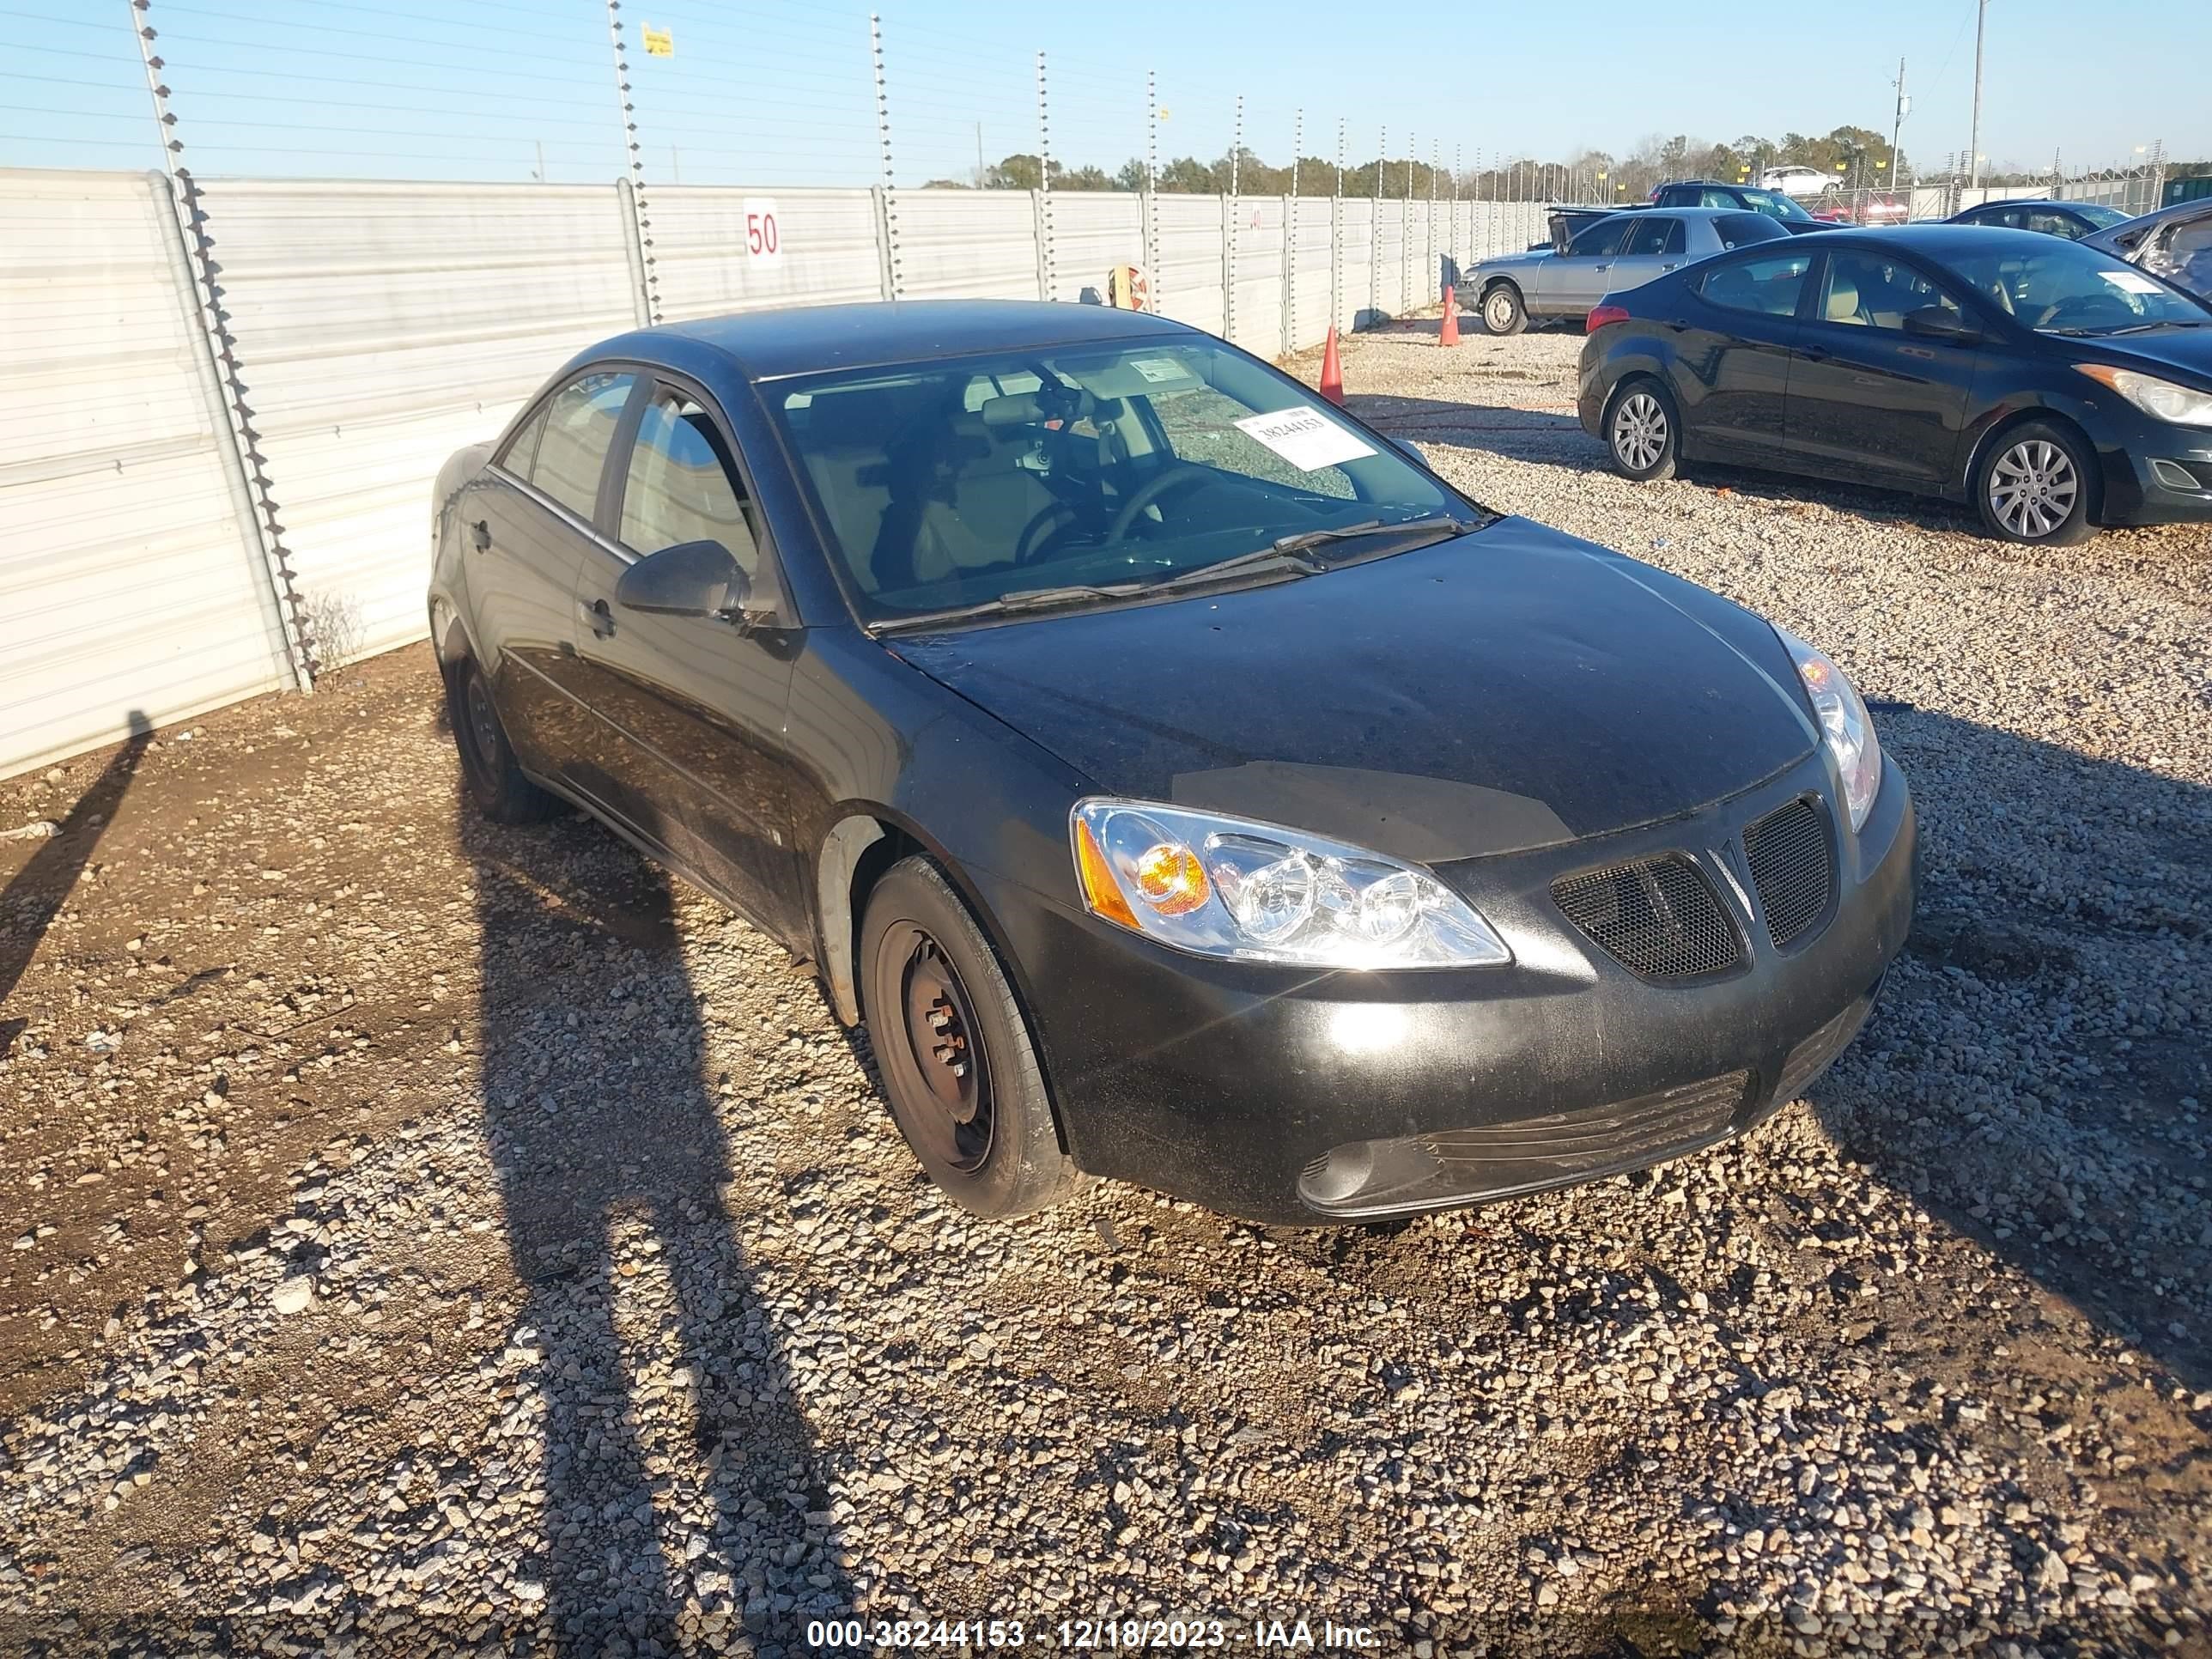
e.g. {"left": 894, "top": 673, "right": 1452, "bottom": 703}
{"left": 641, "top": 25, "right": 673, "bottom": 58}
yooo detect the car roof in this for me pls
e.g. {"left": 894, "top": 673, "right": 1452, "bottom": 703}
{"left": 1604, "top": 205, "right": 1766, "bottom": 219}
{"left": 1959, "top": 198, "right": 2076, "bottom": 211}
{"left": 1802, "top": 223, "right": 2042, "bottom": 248}
{"left": 584, "top": 299, "right": 1193, "bottom": 384}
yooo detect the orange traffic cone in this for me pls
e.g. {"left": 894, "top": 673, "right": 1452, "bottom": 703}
{"left": 1318, "top": 327, "right": 1345, "bottom": 404}
{"left": 1439, "top": 284, "right": 1460, "bottom": 348}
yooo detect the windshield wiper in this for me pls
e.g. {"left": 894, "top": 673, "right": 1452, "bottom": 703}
{"left": 873, "top": 582, "right": 1145, "bottom": 633}
{"left": 2048, "top": 319, "right": 2203, "bottom": 337}
{"left": 1141, "top": 544, "right": 1325, "bottom": 592}
{"left": 1143, "top": 516, "right": 1485, "bottom": 596}
{"left": 1273, "top": 514, "right": 1480, "bottom": 556}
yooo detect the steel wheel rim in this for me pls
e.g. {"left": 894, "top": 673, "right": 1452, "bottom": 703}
{"left": 884, "top": 923, "right": 994, "bottom": 1173}
{"left": 463, "top": 673, "right": 504, "bottom": 780}
{"left": 1989, "top": 439, "right": 2078, "bottom": 538}
{"left": 1613, "top": 392, "right": 1668, "bottom": 471}
{"left": 1485, "top": 291, "right": 1514, "bottom": 328}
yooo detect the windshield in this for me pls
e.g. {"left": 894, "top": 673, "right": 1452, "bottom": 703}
{"left": 1742, "top": 189, "right": 1814, "bottom": 222}
{"left": 2073, "top": 204, "right": 2131, "bottom": 232}
{"left": 1940, "top": 238, "right": 2209, "bottom": 332}
{"left": 772, "top": 337, "right": 1469, "bottom": 624}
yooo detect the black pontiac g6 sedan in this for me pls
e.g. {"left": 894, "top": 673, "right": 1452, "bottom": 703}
{"left": 429, "top": 301, "right": 1915, "bottom": 1224}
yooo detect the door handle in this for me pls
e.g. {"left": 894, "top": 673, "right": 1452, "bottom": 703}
{"left": 1593, "top": 262, "right": 1612, "bottom": 271}
{"left": 1666, "top": 318, "right": 1691, "bottom": 331}
{"left": 1661, "top": 262, "right": 1680, "bottom": 271}
{"left": 1801, "top": 346, "right": 1832, "bottom": 362}
{"left": 582, "top": 598, "right": 615, "bottom": 639}
{"left": 470, "top": 519, "right": 491, "bottom": 553}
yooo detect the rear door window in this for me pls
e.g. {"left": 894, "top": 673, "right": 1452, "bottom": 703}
{"left": 1715, "top": 213, "right": 1787, "bottom": 250}
{"left": 1698, "top": 250, "right": 1813, "bottom": 316}
{"left": 526, "top": 370, "right": 640, "bottom": 523}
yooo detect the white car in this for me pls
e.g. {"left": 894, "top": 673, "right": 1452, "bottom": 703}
{"left": 1760, "top": 166, "right": 1832, "bottom": 199}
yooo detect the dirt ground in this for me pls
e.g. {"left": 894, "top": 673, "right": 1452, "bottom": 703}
{"left": 1, "top": 323, "right": 2209, "bottom": 1656}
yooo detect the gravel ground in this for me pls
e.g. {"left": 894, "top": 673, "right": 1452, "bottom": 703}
{"left": 2, "top": 321, "right": 2209, "bottom": 1656}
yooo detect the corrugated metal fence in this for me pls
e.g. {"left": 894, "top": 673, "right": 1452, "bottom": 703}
{"left": 2, "top": 167, "right": 1534, "bottom": 777}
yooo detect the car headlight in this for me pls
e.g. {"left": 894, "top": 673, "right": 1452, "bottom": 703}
{"left": 1070, "top": 800, "right": 1511, "bottom": 969}
{"left": 1776, "top": 627, "right": 1881, "bottom": 833}
{"left": 2076, "top": 363, "right": 2212, "bottom": 428}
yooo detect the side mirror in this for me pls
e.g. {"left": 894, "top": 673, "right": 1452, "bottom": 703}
{"left": 615, "top": 538, "right": 751, "bottom": 619}
{"left": 1902, "top": 306, "right": 1982, "bottom": 345}
{"left": 1389, "top": 436, "right": 1427, "bottom": 465}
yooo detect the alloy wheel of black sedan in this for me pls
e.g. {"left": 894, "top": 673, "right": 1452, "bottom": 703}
{"left": 1979, "top": 426, "right": 2092, "bottom": 544}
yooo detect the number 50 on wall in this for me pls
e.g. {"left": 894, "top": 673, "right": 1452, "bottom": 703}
{"left": 743, "top": 198, "right": 783, "bottom": 267}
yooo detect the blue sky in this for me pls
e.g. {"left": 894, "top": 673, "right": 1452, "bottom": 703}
{"left": 3, "top": 0, "right": 2204, "bottom": 188}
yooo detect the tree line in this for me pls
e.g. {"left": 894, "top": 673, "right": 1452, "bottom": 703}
{"left": 927, "top": 128, "right": 2209, "bottom": 202}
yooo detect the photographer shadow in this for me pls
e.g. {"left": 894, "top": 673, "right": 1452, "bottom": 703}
{"left": 465, "top": 790, "right": 853, "bottom": 1652}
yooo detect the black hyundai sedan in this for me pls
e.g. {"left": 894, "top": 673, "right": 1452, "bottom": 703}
{"left": 1578, "top": 225, "right": 2212, "bottom": 543}
{"left": 430, "top": 301, "right": 1915, "bottom": 1224}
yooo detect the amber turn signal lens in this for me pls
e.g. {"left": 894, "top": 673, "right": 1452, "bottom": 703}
{"left": 1074, "top": 817, "right": 1140, "bottom": 928}
{"left": 1133, "top": 842, "right": 1210, "bottom": 915}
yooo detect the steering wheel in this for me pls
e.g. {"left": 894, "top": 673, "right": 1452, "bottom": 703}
{"left": 1012, "top": 500, "right": 1080, "bottom": 563}
{"left": 1103, "top": 465, "right": 1214, "bottom": 544}
{"left": 2035, "top": 291, "right": 2136, "bottom": 331}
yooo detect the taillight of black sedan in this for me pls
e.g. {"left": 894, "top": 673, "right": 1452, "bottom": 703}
{"left": 1578, "top": 224, "right": 2212, "bottom": 544}
{"left": 428, "top": 300, "right": 1914, "bottom": 1225}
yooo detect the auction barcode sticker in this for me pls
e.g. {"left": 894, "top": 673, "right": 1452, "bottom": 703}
{"left": 1231, "top": 407, "right": 1376, "bottom": 471}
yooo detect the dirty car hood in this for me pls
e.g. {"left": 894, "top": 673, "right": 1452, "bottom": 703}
{"left": 891, "top": 520, "right": 1819, "bottom": 863}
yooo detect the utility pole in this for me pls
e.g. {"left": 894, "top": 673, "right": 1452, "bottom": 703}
{"left": 1036, "top": 50, "right": 1054, "bottom": 301}
{"left": 1967, "top": 0, "right": 1986, "bottom": 190}
{"left": 1145, "top": 70, "right": 1159, "bottom": 307}
{"left": 1889, "top": 58, "right": 1907, "bottom": 191}
{"left": 974, "top": 121, "right": 983, "bottom": 189}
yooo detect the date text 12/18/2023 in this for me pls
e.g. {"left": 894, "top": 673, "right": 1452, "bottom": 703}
{"left": 804, "top": 1617, "right": 1382, "bottom": 1650}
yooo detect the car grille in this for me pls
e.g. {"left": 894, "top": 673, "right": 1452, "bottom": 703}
{"left": 1297, "top": 1070, "right": 1755, "bottom": 1216}
{"left": 1552, "top": 854, "right": 1741, "bottom": 981}
{"left": 1417, "top": 1071, "right": 1753, "bottom": 1177}
{"left": 1743, "top": 796, "right": 1834, "bottom": 948}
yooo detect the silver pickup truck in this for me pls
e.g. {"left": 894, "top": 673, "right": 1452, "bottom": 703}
{"left": 1467, "top": 206, "right": 1790, "bottom": 334}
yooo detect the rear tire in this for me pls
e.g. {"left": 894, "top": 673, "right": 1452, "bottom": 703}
{"left": 1972, "top": 419, "right": 2098, "bottom": 545}
{"left": 446, "top": 655, "right": 562, "bottom": 823}
{"left": 860, "top": 856, "right": 1082, "bottom": 1218}
{"left": 1479, "top": 282, "right": 1527, "bottom": 337}
{"left": 1602, "top": 376, "right": 1680, "bottom": 483}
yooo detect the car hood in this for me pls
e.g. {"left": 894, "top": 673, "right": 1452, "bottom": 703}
{"left": 1475, "top": 249, "right": 1552, "bottom": 271}
{"left": 2081, "top": 325, "right": 2212, "bottom": 388}
{"left": 890, "top": 520, "right": 1819, "bottom": 864}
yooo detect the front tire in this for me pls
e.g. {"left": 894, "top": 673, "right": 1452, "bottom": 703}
{"left": 860, "top": 856, "right": 1082, "bottom": 1218}
{"left": 1479, "top": 282, "right": 1527, "bottom": 337}
{"left": 1602, "top": 376, "right": 1680, "bottom": 483}
{"left": 1974, "top": 419, "right": 2098, "bottom": 545}
{"left": 445, "top": 655, "right": 562, "bottom": 823}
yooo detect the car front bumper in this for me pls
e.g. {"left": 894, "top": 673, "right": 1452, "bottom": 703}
{"left": 982, "top": 748, "right": 1917, "bottom": 1225}
{"left": 2092, "top": 417, "right": 2212, "bottom": 526}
